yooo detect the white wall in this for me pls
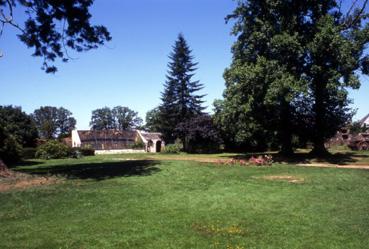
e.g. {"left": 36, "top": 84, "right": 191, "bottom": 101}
{"left": 94, "top": 149, "right": 145, "bottom": 155}
{"left": 71, "top": 130, "right": 81, "bottom": 147}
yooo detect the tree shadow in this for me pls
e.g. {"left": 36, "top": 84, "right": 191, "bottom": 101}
{"left": 18, "top": 160, "right": 160, "bottom": 180}
{"left": 221, "top": 151, "right": 369, "bottom": 165}
{"left": 13, "top": 160, "right": 45, "bottom": 167}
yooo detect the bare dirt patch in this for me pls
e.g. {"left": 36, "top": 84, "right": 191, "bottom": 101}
{"left": 0, "top": 170, "right": 61, "bottom": 192}
{"left": 260, "top": 175, "right": 304, "bottom": 184}
{"left": 296, "top": 163, "right": 369, "bottom": 169}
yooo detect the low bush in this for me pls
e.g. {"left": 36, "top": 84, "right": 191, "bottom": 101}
{"left": 163, "top": 143, "right": 182, "bottom": 154}
{"left": 35, "top": 140, "right": 70, "bottom": 160}
{"left": 79, "top": 147, "right": 95, "bottom": 156}
{"left": 70, "top": 147, "right": 95, "bottom": 158}
{"left": 69, "top": 148, "right": 81, "bottom": 159}
{"left": 0, "top": 134, "right": 22, "bottom": 164}
{"left": 175, "top": 115, "right": 223, "bottom": 153}
{"left": 21, "top": 147, "right": 37, "bottom": 159}
{"left": 130, "top": 141, "right": 145, "bottom": 150}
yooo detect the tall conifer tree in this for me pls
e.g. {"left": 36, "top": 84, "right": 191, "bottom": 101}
{"left": 159, "top": 34, "right": 205, "bottom": 142}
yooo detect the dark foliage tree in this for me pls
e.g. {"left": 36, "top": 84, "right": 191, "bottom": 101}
{"left": 145, "top": 107, "right": 161, "bottom": 132}
{"left": 112, "top": 106, "right": 143, "bottom": 131}
{"left": 32, "top": 106, "right": 76, "bottom": 139}
{"left": 175, "top": 115, "right": 222, "bottom": 153}
{"left": 159, "top": 77, "right": 178, "bottom": 141}
{"left": 0, "top": 0, "right": 111, "bottom": 73}
{"left": 304, "top": 6, "right": 369, "bottom": 155}
{"left": 349, "top": 121, "right": 368, "bottom": 135}
{"left": 0, "top": 105, "right": 38, "bottom": 164}
{"left": 0, "top": 125, "right": 21, "bottom": 165}
{"left": 57, "top": 107, "right": 77, "bottom": 138}
{"left": 90, "top": 106, "right": 142, "bottom": 131}
{"left": 217, "top": 0, "right": 369, "bottom": 155}
{"left": 90, "top": 107, "right": 115, "bottom": 131}
{"left": 159, "top": 34, "right": 206, "bottom": 142}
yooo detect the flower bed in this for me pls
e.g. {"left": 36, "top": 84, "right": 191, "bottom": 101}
{"left": 215, "top": 155, "right": 273, "bottom": 166}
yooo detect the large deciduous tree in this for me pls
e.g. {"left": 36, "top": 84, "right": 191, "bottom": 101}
{"left": 90, "top": 107, "right": 115, "bottom": 131}
{"left": 0, "top": 0, "right": 111, "bottom": 73}
{"left": 112, "top": 106, "right": 143, "bottom": 131}
{"left": 0, "top": 105, "right": 38, "bottom": 164}
{"left": 145, "top": 107, "right": 161, "bottom": 132}
{"left": 90, "top": 106, "right": 142, "bottom": 131}
{"left": 159, "top": 34, "right": 206, "bottom": 142}
{"left": 305, "top": 8, "right": 369, "bottom": 155}
{"left": 57, "top": 107, "right": 77, "bottom": 138}
{"left": 175, "top": 115, "right": 222, "bottom": 153}
{"left": 216, "top": 0, "right": 369, "bottom": 155}
{"left": 32, "top": 106, "right": 76, "bottom": 139}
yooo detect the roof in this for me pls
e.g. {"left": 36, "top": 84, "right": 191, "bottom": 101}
{"left": 360, "top": 113, "right": 369, "bottom": 125}
{"left": 77, "top": 130, "right": 137, "bottom": 141}
{"left": 139, "top": 131, "right": 163, "bottom": 141}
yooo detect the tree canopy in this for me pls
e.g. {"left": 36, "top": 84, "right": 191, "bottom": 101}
{"left": 145, "top": 107, "right": 161, "bottom": 132}
{"left": 175, "top": 115, "right": 222, "bottom": 153}
{"left": 32, "top": 106, "right": 76, "bottom": 139}
{"left": 112, "top": 106, "right": 143, "bottom": 131}
{"left": 0, "top": 105, "right": 38, "bottom": 164}
{"left": 90, "top": 106, "right": 142, "bottom": 131}
{"left": 215, "top": 0, "right": 369, "bottom": 155}
{"left": 0, "top": 0, "right": 111, "bottom": 73}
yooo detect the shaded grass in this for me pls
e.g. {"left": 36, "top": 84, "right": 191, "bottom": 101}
{"left": 1, "top": 157, "right": 369, "bottom": 248}
{"left": 78, "top": 149, "right": 369, "bottom": 166}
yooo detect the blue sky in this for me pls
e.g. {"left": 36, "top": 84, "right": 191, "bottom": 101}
{"left": 0, "top": 0, "right": 368, "bottom": 129}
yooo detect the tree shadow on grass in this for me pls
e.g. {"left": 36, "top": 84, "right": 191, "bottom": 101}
{"left": 18, "top": 160, "right": 160, "bottom": 180}
{"left": 221, "top": 151, "right": 369, "bottom": 165}
{"left": 13, "top": 160, "right": 45, "bottom": 167}
{"left": 272, "top": 152, "right": 369, "bottom": 165}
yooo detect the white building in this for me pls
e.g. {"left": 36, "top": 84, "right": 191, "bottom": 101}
{"left": 360, "top": 114, "right": 369, "bottom": 127}
{"left": 71, "top": 129, "right": 164, "bottom": 153}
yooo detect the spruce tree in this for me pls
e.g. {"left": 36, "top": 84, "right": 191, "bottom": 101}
{"left": 159, "top": 34, "right": 206, "bottom": 142}
{"left": 159, "top": 79, "right": 178, "bottom": 142}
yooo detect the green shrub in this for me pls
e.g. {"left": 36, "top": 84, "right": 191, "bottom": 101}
{"left": 69, "top": 146, "right": 95, "bottom": 158}
{"left": 79, "top": 147, "right": 95, "bottom": 156}
{"left": 21, "top": 147, "right": 37, "bottom": 159}
{"left": 163, "top": 143, "right": 182, "bottom": 154}
{"left": 130, "top": 141, "right": 145, "bottom": 150}
{"left": 35, "top": 140, "right": 70, "bottom": 159}
{"left": 0, "top": 134, "right": 22, "bottom": 164}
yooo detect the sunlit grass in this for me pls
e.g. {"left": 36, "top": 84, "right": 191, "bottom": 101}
{"left": 1, "top": 156, "right": 369, "bottom": 248}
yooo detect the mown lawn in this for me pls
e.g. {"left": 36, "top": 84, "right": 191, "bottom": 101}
{"left": 1, "top": 155, "right": 369, "bottom": 249}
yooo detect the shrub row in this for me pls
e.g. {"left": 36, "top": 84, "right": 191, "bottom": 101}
{"left": 35, "top": 140, "right": 95, "bottom": 160}
{"left": 163, "top": 143, "right": 182, "bottom": 154}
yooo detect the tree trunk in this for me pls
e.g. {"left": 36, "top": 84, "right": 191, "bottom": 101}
{"left": 280, "top": 136, "right": 294, "bottom": 155}
{"left": 0, "top": 159, "right": 9, "bottom": 172}
{"left": 310, "top": 138, "right": 329, "bottom": 156}
{"left": 311, "top": 79, "right": 329, "bottom": 156}
{"left": 279, "top": 102, "right": 294, "bottom": 155}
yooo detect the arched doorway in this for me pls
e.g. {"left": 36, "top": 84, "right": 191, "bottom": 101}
{"left": 147, "top": 140, "right": 153, "bottom": 152}
{"left": 156, "top": 141, "right": 162, "bottom": 152}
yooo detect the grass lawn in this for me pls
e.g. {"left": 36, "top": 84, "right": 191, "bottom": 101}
{"left": 1, "top": 154, "right": 369, "bottom": 248}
